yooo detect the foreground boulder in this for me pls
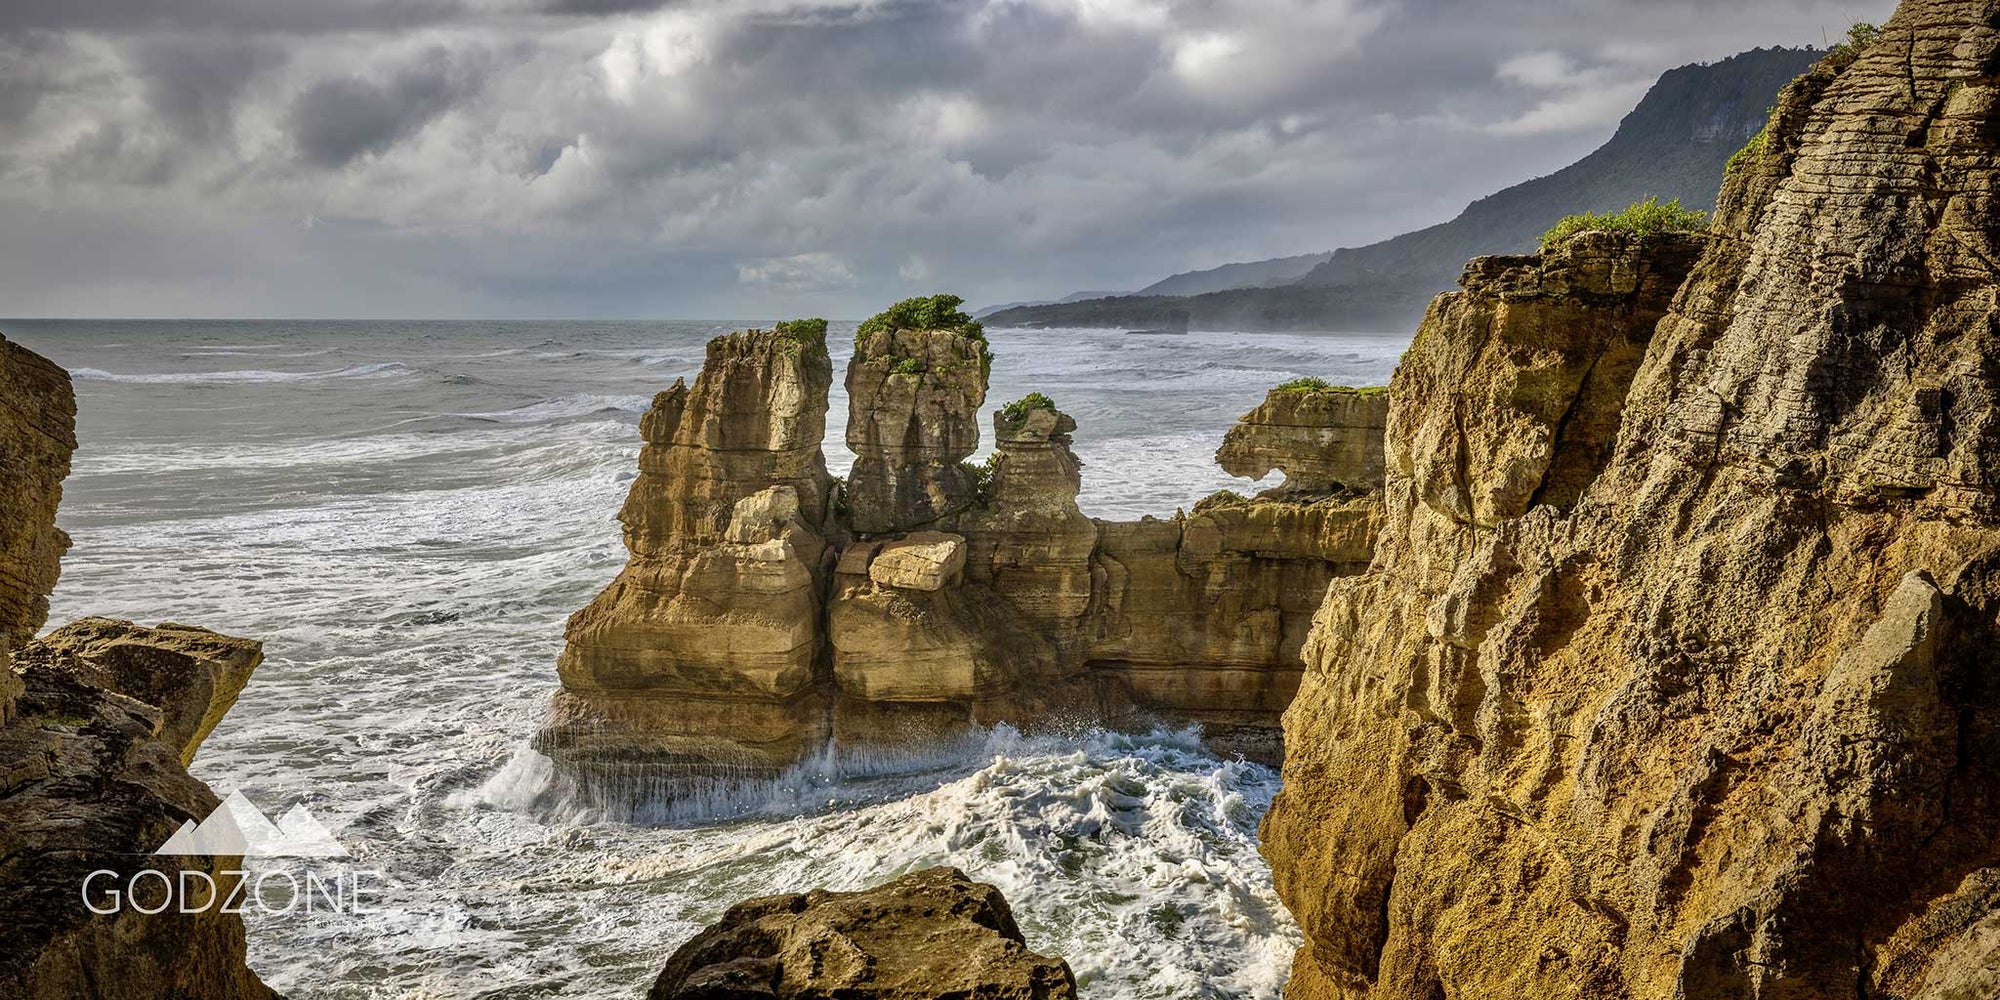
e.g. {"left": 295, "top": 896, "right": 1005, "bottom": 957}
{"left": 17, "top": 617, "right": 264, "bottom": 766}
{"left": 649, "top": 867, "right": 1076, "bottom": 1000}
{"left": 1263, "top": 7, "right": 2000, "bottom": 997}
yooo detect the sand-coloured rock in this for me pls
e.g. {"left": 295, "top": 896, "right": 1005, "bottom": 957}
{"left": 1217, "top": 385, "right": 1389, "bottom": 495}
{"left": 0, "top": 334, "right": 75, "bottom": 725}
{"left": 649, "top": 867, "right": 1076, "bottom": 1000}
{"left": 545, "top": 324, "right": 835, "bottom": 788}
{"left": 16, "top": 617, "right": 263, "bottom": 767}
{"left": 868, "top": 532, "right": 966, "bottom": 591}
{"left": 1263, "top": 8, "right": 2000, "bottom": 996}
{"left": 959, "top": 396, "right": 1099, "bottom": 638}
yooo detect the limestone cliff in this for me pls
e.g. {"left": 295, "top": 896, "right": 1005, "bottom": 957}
{"left": 649, "top": 867, "right": 1076, "bottom": 999}
{"left": 0, "top": 332, "right": 275, "bottom": 999}
{"left": 1262, "top": 6, "right": 2000, "bottom": 997}
{"left": 545, "top": 323, "right": 835, "bottom": 788}
{"left": 0, "top": 336, "right": 75, "bottom": 726}
{"left": 844, "top": 325, "right": 990, "bottom": 535}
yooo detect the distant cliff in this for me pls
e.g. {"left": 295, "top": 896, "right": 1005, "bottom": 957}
{"left": 987, "top": 46, "right": 1820, "bottom": 333}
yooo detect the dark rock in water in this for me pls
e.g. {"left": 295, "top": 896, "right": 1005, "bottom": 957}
{"left": 649, "top": 867, "right": 1076, "bottom": 1000}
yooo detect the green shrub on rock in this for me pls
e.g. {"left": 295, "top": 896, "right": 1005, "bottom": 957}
{"left": 1539, "top": 196, "right": 1708, "bottom": 250}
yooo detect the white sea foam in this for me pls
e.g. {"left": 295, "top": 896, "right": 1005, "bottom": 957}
{"left": 71, "top": 361, "right": 413, "bottom": 384}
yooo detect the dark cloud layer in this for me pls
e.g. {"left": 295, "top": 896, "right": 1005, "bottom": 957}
{"left": 0, "top": 0, "right": 1899, "bottom": 318}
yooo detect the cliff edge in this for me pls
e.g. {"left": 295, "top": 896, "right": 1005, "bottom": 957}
{"left": 1262, "top": 4, "right": 2000, "bottom": 998}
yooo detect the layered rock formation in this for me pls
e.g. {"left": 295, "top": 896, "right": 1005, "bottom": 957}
{"left": 1263, "top": 6, "right": 2000, "bottom": 996}
{"left": 550, "top": 302, "right": 1390, "bottom": 786}
{"left": 0, "top": 337, "right": 76, "bottom": 726}
{"left": 649, "top": 867, "right": 1076, "bottom": 1000}
{"left": 0, "top": 332, "right": 276, "bottom": 999}
{"left": 545, "top": 324, "right": 836, "bottom": 786}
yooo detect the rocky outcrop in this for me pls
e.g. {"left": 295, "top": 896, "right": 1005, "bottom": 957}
{"left": 17, "top": 618, "right": 264, "bottom": 767}
{"left": 1263, "top": 7, "right": 2000, "bottom": 997}
{"left": 1217, "top": 385, "right": 1389, "bottom": 495}
{"left": 1, "top": 625, "right": 275, "bottom": 1000}
{"left": 0, "top": 336, "right": 76, "bottom": 726}
{"left": 551, "top": 303, "right": 1390, "bottom": 789}
{"left": 545, "top": 324, "right": 836, "bottom": 788}
{"left": 649, "top": 867, "right": 1076, "bottom": 1000}
{"left": 1090, "top": 493, "right": 1379, "bottom": 762}
{"left": 0, "top": 333, "right": 275, "bottom": 999}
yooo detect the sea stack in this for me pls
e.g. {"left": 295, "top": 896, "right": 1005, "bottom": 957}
{"left": 1262, "top": 5, "right": 2000, "bottom": 996}
{"left": 544, "top": 322, "right": 837, "bottom": 794}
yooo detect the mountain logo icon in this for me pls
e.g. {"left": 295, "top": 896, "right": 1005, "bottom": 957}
{"left": 153, "top": 790, "right": 349, "bottom": 858}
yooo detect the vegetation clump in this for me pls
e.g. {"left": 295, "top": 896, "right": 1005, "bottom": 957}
{"left": 1193, "top": 489, "right": 1253, "bottom": 513}
{"left": 856, "top": 294, "right": 994, "bottom": 378}
{"left": 1273, "top": 377, "right": 1385, "bottom": 396}
{"left": 1829, "top": 22, "right": 1881, "bottom": 64}
{"left": 1539, "top": 196, "right": 1708, "bottom": 250}
{"left": 890, "top": 358, "right": 926, "bottom": 376}
{"left": 998, "top": 392, "right": 1057, "bottom": 426}
{"left": 773, "top": 317, "right": 828, "bottom": 344}
{"left": 963, "top": 453, "right": 1001, "bottom": 503}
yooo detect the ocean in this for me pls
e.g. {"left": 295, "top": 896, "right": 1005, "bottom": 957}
{"left": 6, "top": 319, "right": 1408, "bottom": 999}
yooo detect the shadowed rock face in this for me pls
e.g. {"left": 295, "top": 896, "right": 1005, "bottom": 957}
{"left": 1262, "top": 5, "right": 2000, "bottom": 997}
{"left": 0, "top": 332, "right": 275, "bottom": 1000}
{"left": 0, "top": 336, "right": 75, "bottom": 726}
{"left": 648, "top": 867, "right": 1076, "bottom": 1000}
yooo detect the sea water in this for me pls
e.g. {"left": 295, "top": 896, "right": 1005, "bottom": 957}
{"left": 8, "top": 319, "right": 1407, "bottom": 999}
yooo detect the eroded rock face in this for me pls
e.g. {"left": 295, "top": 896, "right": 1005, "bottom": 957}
{"left": 649, "top": 867, "right": 1076, "bottom": 1000}
{"left": 1216, "top": 386, "right": 1389, "bottom": 495}
{"left": 1263, "top": 8, "right": 2000, "bottom": 997}
{"left": 546, "top": 326, "right": 835, "bottom": 786}
{"left": 0, "top": 334, "right": 76, "bottom": 725}
{"left": 845, "top": 328, "right": 988, "bottom": 534}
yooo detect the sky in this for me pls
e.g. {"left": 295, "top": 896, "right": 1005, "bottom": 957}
{"left": 0, "top": 0, "right": 1899, "bottom": 319}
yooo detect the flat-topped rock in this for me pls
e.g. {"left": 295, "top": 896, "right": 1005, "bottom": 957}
{"left": 868, "top": 532, "right": 966, "bottom": 591}
{"left": 15, "top": 618, "right": 263, "bottom": 766}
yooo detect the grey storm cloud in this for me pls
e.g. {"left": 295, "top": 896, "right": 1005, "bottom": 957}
{"left": 0, "top": 0, "right": 1900, "bottom": 319}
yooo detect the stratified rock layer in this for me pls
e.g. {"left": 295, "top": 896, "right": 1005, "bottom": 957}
{"left": 547, "top": 327, "right": 835, "bottom": 786}
{"left": 552, "top": 318, "right": 1391, "bottom": 785}
{"left": 1217, "top": 386, "right": 1389, "bottom": 495}
{"left": 1263, "top": 7, "right": 2000, "bottom": 997}
{"left": 0, "top": 334, "right": 75, "bottom": 725}
{"left": 648, "top": 867, "right": 1077, "bottom": 1000}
